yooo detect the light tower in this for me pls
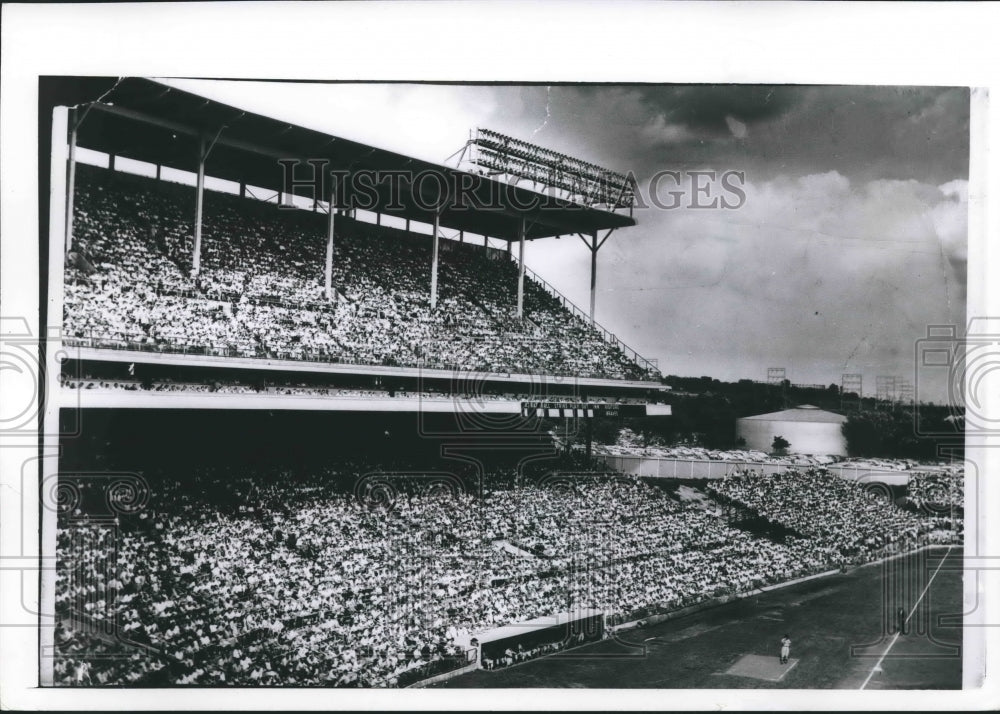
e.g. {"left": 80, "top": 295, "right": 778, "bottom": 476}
{"left": 876, "top": 375, "right": 897, "bottom": 408}
{"left": 841, "top": 373, "right": 863, "bottom": 411}
{"left": 459, "top": 128, "right": 637, "bottom": 325}
{"left": 768, "top": 367, "right": 789, "bottom": 408}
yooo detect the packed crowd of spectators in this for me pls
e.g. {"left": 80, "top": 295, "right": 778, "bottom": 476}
{"left": 63, "top": 166, "right": 652, "bottom": 380}
{"left": 55, "top": 454, "right": 945, "bottom": 687}
{"left": 707, "top": 469, "right": 951, "bottom": 559}
{"left": 906, "top": 468, "right": 965, "bottom": 511}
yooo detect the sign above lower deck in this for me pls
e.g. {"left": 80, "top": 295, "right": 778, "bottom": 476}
{"left": 521, "top": 401, "right": 670, "bottom": 418}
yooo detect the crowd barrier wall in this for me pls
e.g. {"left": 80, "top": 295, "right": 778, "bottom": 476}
{"left": 398, "top": 648, "right": 478, "bottom": 688}
{"left": 599, "top": 455, "right": 912, "bottom": 486}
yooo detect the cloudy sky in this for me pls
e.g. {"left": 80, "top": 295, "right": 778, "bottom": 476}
{"left": 161, "top": 79, "right": 969, "bottom": 402}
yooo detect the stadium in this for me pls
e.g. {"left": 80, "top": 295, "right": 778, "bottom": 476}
{"left": 41, "top": 78, "right": 964, "bottom": 690}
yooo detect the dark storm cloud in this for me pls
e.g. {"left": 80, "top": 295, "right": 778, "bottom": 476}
{"left": 635, "top": 84, "right": 802, "bottom": 135}
{"left": 518, "top": 84, "right": 968, "bottom": 402}
{"left": 546, "top": 85, "right": 969, "bottom": 187}
{"left": 745, "top": 85, "right": 971, "bottom": 184}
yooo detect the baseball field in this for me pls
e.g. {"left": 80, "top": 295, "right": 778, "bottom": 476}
{"left": 436, "top": 546, "right": 963, "bottom": 689}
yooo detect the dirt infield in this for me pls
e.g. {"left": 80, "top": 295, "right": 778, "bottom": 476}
{"left": 435, "top": 547, "right": 963, "bottom": 689}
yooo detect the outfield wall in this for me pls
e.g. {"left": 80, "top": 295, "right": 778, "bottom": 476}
{"left": 599, "top": 454, "right": 912, "bottom": 486}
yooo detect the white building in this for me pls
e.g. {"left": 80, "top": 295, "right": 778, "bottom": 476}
{"left": 736, "top": 404, "right": 848, "bottom": 456}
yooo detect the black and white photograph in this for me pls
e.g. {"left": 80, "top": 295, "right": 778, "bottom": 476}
{"left": 1, "top": 2, "right": 998, "bottom": 711}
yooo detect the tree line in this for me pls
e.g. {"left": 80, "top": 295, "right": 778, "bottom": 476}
{"left": 572, "top": 375, "right": 963, "bottom": 460}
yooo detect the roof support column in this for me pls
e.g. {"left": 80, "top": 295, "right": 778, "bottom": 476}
{"left": 192, "top": 135, "right": 206, "bottom": 276}
{"left": 64, "top": 108, "right": 78, "bottom": 253}
{"left": 578, "top": 228, "right": 614, "bottom": 325}
{"left": 516, "top": 217, "right": 526, "bottom": 319}
{"left": 430, "top": 209, "right": 441, "bottom": 310}
{"left": 324, "top": 195, "right": 336, "bottom": 300}
{"left": 589, "top": 230, "right": 598, "bottom": 324}
{"left": 41, "top": 106, "right": 71, "bottom": 688}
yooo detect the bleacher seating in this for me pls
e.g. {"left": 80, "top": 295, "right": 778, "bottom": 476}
{"left": 707, "top": 469, "right": 936, "bottom": 557}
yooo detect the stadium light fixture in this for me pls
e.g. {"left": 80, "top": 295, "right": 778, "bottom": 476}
{"left": 466, "top": 128, "right": 636, "bottom": 212}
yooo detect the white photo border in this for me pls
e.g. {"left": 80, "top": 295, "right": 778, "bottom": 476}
{"left": 1, "top": 1, "right": 998, "bottom": 710}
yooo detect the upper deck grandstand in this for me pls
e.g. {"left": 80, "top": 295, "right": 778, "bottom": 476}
{"left": 57, "top": 78, "right": 659, "bottom": 393}
{"left": 63, "top": 164, "right": 650, "bottom": 381}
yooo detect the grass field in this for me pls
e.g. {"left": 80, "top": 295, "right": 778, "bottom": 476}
{"left": 435, "top": 546, "right": 963, "bottom": 689}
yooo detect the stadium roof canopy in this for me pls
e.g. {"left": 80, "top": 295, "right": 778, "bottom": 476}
{"left": 68, "top": 77, "right": 636, "bottom": 241}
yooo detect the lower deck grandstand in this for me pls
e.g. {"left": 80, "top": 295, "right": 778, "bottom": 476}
{"left": 53, "top": 411, "right": 962, "bottom": 688}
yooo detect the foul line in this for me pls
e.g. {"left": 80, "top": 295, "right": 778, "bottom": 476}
{"left": 859, "top": 545, "right": 953, "bottom": 690}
